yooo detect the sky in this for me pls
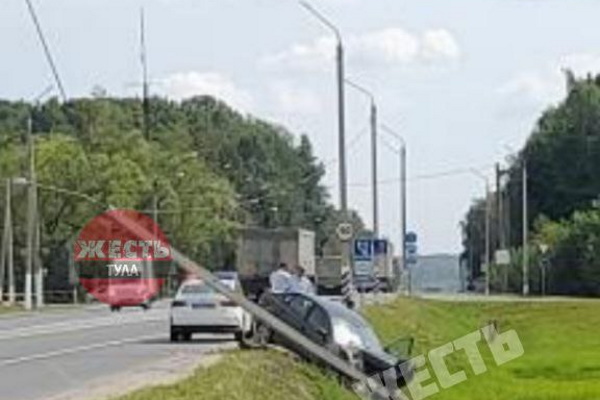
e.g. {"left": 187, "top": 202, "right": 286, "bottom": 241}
{"left": 2, "top": 0, "right": 600, "bottom": 255}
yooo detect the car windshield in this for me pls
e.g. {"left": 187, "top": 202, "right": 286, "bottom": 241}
{"left": 331, "top": 316, "right": 383, "bottom": 353}
{"left": 317, "top": 297, "right": 384, "bottom": 352}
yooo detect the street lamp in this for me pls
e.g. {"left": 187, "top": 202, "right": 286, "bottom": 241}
{"left": 504, "top": 145, "right": 529, "bottom": 296}
{"left": 470, "top": 169, "right": 491, "bottom": 296}
{"left": 13, "top": 178, "right": 105, "bottom": 309}
{"left": 345, "top": 79, "right": 379, "bottom": 238}
{"left": 299, "top": 1, "right": 350, "bottom": 269}
{"left": 380, "top": 124, "right": 407, "bottom": 293}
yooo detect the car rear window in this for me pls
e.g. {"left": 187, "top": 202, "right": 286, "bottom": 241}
{"left": 181, "top": 283, "right": 214, "bottom": 294}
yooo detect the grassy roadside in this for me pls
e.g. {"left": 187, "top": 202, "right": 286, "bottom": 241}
{"left": 114, "top": 296, "right": 600, "bottom": 400}
{"left": 364, "top": 297, "right": 600, "bottom": 400}
{"left": 115, "top": 350, "right": 356, "bottom": 400}
{"left": 0, "top": 305, "right": 22, "bottom": 315}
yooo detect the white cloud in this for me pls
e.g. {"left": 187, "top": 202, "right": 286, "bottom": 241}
{"left": 270, "top": 81, "right": 322, "bottom": 115}
{"left": 498, "top": 72, "right": 562, "bottom": 105}
{"left": 421, "top": 30, "right": 461, "bottom": 62}
{"left": 261, "top": 27, "right": 461, "bottom": 71}
{"left": 161, "top": 71, "right": 253, "bottom": 112}
{"left": 353, "top": 28, "right": 420, "bottom": 64}
{"left": 262, "top": 37, "right": 337, "bottom": 72}
{"left": 498, "top": 53, "right": 600, "bottom": 106}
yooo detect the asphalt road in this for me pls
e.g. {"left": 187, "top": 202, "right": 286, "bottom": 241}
{"left": 0, "top": 302, "right": 237, "bottom": 400}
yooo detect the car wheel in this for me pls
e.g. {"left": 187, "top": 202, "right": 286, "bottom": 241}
{"left": 183, "top": 332, "right": 192, "bottom": 341}
{"left": 141, "top": 303, "right": 149, "bottom": 311}
{"left": 234, "top": 331, "right": 244, "bottom": 343}
{"left": 110, "top": 306, "right": 121, "bottom": 312}
{"left": 170, "top": 331, "right": 179, "bottom": 342}
{"left": 253, "top": 323, "right": 272, "bottom": 347}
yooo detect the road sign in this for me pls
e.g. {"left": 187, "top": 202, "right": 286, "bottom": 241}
{"left": 405, "top": 231, "right": 418, "bottom": 244}
{"left": 336, "top": 222, "right": 354, "bottom": 242}
{"left": 373, "top": 239, "right": 388, "bottom": 255}
{"left": 494, "top": 249, "right": 511, "bottom": 265}
{"left": 404, "top": 233, "right": 418, "bottom": 265}
{"left": 354, "top": 260, "right": 374, "bottom": 276}
{"left": 353, "top": 239, "right": 373, "bottom": 261}
{"left": 406, "top": 243, "right": 417, "bottom": 255}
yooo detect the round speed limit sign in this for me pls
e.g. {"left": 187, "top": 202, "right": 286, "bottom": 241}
{"left": 336, "top": 222, "right": 354, "bottom": 242}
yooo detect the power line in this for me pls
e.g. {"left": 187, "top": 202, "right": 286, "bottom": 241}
{"left": 24, "top": 0, "right": 67, "bottom": 102}
{"left": 342, "top": 163, "right": 495, "bottom": 188}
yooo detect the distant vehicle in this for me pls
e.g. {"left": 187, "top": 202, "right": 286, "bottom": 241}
{"left": 254, "top": 292, "right": 413, "bottom": 387}
{"left": 103, "top": 281, "right": 155, "bottom": 312}
{"left": 235, "top": 227, "right": 316, "bottom": 300}
{"left": 315, "top": 256, "right": 352, "bottom": 296}
{"left": 170, "top": 273, "right": 252, "bottom": 342}
{"left": 373, "top": 239, "right": 395, "bottom": 293}
{"left": 353, "top": 275, "right": 380, "bottom": 293}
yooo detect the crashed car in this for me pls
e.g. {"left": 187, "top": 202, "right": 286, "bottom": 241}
{"left": 254, "top": 291, "right": 413, "bottom": 387}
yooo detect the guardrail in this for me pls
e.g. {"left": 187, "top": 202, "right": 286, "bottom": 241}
{"left": 112, "top": 211, "right": 392, "bottom": 399}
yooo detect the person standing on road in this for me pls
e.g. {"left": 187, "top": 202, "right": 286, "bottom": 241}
{"left": 270, "top": 262, "right": 294, "bottom": 293}
{"left": 293, "top": 265, "right": 315, "bottom": 294}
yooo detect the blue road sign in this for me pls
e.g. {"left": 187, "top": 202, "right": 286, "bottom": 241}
{"left": 405, "top": 231, "right": 418, "bottom": 244}
{"left": 353, "top": 239, "right": 373, "bottom": 261}
{"left": 373, "top": 239, "right": 388, "bottom": 255}
{"left": 406, "top": 243, "right": 418, "bottom": 255}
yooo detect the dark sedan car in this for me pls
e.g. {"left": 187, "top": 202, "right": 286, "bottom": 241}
{"left": 255, "top": 291, "right": 413, "bottom": 387}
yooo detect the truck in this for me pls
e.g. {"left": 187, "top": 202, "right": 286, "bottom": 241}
{"left": 234, "top": 227, "right": 316, "bottom": 300}
{"left": 315, "top": 256, "right": 342, "bottom": 295}
{"left": 374, "top": 239, "right": 396, "bottom": 292}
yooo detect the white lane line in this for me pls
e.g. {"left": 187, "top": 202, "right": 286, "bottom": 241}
{"left": 0, "top": 313, "right": 166, "bottom": 341}
{"left": 0, "top": 333, "right": 164, "bottom": 367}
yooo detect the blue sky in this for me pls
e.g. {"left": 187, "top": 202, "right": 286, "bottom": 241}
{"left": 3, "top": 0, "right": 600, "bottom": 254}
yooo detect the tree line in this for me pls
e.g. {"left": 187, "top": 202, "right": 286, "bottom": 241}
{"left": 462, "top": 72, "right": 600, "bottom": 296}
{"left": 0, "top": 95, "right": 364, "bottom": 292}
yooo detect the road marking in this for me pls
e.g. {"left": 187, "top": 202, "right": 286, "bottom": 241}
{"left": 0, "top": 333, "right": 164, "bottom": 367}
{"left": 0, "top": 312, "right": 165, "bottom": 341}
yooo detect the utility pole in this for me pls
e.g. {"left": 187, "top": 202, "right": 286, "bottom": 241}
{"left": 34, "top": 212, "right": 43, "bottom": 308}
{"left": 25, "top": 115, "right": 36, "bottom": 310}
{"left": 345, "top": 79, "right": 378, "bottom": 237}
{"left": 1, "top": 179, "right": 14, "bottom": 305}
{"left": 379, "top": 124, "right": 406, "bottom": 293}
{"left": 496, "top": 162, "right": 510, "bottom": 292}
{"left": 471, "top": 169, "right": 491, "bottom": 296}
{"left": 370, "top": 101, "right": 378, "bottom": 237}
{"left": 300, "top": 1, "right": 349, "bottom": 269}
{"left": 400, "top": 144, "right": 407, "bottom": 294}
{"left": 522, "top": 160, "right": 529, "bottom": 296}
{"left": 140, "top": 7, "right": 150, "bottom": 142}
{"left": 484, "top": 185, "right": 491, "bottom": 296}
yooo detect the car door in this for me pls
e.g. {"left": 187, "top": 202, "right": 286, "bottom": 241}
{"left": 304, "top": 304, "right": 332, "bottom": 347}
{"left": 270, "top": 293, "right": 316, "bottom": 351}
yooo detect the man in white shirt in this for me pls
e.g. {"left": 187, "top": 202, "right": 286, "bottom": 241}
{"left": 269, "top": 263, "right": 294, "bottom": 293}
{"left": 293, "top": 265, "right": 315, "bottom": 294}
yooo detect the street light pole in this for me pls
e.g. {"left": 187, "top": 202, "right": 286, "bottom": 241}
{"left": 25, "top": 115, "right": 35, "bottom": 310}
{"left": 1, "top": 179, "right": 15, "bottom": 305}
{"left": 471, "top": 170, "right": 491, "bottom": 296}
{"left": 300, "top": 1, "right": 350, "bottom": 269}
{"left": 522, "top": 160, "right": 529, "bottom": 296}
{"left": 345, "top": 79, "right": 378, "bottom": 237}
{"left": 380, "top": 124, "right": 407, "bottom": 293}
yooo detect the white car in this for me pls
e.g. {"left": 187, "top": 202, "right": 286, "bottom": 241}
{"left": 170, "top": 272, "right": 252, "bottom": 342}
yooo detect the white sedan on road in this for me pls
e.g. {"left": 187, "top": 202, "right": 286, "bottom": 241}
{"left": 170, "top": 272, "right": 252, "bottom": 342}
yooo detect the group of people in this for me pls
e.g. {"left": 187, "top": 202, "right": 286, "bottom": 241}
{"left": 269, "top": 262, "right": 315, "bottom": 294}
